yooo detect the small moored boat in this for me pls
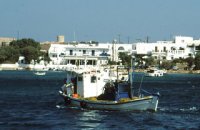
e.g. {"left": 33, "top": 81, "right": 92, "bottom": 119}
{"left": 145, "top": 68, "right": 165, "bottom": 77}
{"left": 34, "top": 71, "right": 46, "bottom": 76}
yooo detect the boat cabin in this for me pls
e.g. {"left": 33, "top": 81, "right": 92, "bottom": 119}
{"left": 63, "top": 66, "right": 132, "bottom": 101}
{"left": 64, "top": 68, "right": 111, "bottom": 98}
{"left": 115, "top": 82, "right": 131, "bottom": 101}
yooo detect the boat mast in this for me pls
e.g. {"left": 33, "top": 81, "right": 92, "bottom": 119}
{"left": 129, "top": 56, "right": 135, "bottom": 98}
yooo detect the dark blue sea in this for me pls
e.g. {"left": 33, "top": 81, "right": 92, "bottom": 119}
{"left": 0, "top": 70, "right": 200, "bottom": 130}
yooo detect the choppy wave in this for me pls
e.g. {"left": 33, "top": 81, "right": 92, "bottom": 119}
{"left": 1, "top": 71, "right": 200, "bottom": 130}
{"left": 159, "top": 106, "right": 200, "bottom": 114}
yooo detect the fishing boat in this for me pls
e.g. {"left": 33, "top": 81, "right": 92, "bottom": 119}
{"left": 59, "top": 63, "right": 160, "bottom": 111}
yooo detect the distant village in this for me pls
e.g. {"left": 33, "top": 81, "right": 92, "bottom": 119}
{"left": 0, "top": 35, "right": 200, "bottom": 72}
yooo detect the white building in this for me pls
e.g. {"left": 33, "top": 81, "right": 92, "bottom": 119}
{"left": 110, "top": 40, "right": 132, "bottom": 61}
{"left": 48, "top": 42, "right": 110, "bottom": 66}
{"left": 47, "top": 36, "right": 133, "bottom": 66}
{"left": 47, "top": 36, "right": 200, "bottom": 67}
{"left": 132, "top": 36, "right": 198, "bottom": 61}
{"left": 0, "top": 37, "right": 16, "bottom": 47}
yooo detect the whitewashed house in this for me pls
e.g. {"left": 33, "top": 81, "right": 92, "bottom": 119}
{"left": 48, "top": 42, "right": 111, "bottom": 67}
{"left": 47, "top": 36, "right": 133, "bottom": 66}
{"left": 47, "top": 35, "right": 200, "bottom": 68}
{"left": 132, "top": 36, "right": 197, "bottom": 61}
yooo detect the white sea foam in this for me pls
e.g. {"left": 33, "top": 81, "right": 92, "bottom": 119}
{"left": 180, "top": 107, "right": 198, "bottom": 112}
{"left": 56, "top": 105, "right": 65, "bottom": 109}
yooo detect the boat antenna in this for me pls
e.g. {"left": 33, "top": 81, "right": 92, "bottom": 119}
{"left": 129, "top": 56, "right": 135, "bottom": 98}
{"left": 138, "top": 74, "right": 144, "bottom": 97}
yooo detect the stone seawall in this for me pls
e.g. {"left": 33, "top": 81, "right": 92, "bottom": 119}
{"left": 0, "top": 64, "right": 36, "bottom": 70}
{"left": 0, "top": 64, "right": 18, "bottom": 70}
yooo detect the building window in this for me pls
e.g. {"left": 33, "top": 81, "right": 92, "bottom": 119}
{"left": 93, "top": 60, "right": 96, "bottom": 65}
{"left": 70, "top": 50, "right": 73, "bottom": 55}
{"left": 163, "top": 47, "right": 166, "bottom": 52}
{"left": 91, "top": 76, "right": 96, "bottom": 83}
{"left": 196, "top": 45, "right": 200, "bottom": 50}
{"left": 92, "top": 50, "right": 95, "bottom": 56}
{"left": 59, "top": 53, "right": 65, "bottom": 57}
{"left": 78, "top": 76, "right": 83, "bottom": 81}
{"left": 83, "top": 50, "right": 86, "bottom": 54}
{"left": 118, "top": 46, "right": 125, "bottom": 50}
{"left": 52, "top": 54, "right": 57, "bottom": 57}
{"left": 70, "top": 60, "right": 75, "bottom": 65}
{"left": 155, "top": 46, "right": 158, "bottom": 52}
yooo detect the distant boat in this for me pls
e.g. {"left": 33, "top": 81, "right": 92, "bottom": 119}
{"left": 34, "top": 71, "right": 46, "bottom": 76}
{"left": 145, "top": 68, "right": 166, "bottom": 77}
{"left": 59, "top": 64, "right": 160, "bottom": 111}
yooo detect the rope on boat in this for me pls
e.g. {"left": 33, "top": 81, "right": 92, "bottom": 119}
{"left": 141, "top": 89, "right": 160, "bottom": 97}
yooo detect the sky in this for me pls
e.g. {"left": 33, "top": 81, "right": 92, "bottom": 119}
{"left": 0, "top": 0, "right": 200, "bottom": 43}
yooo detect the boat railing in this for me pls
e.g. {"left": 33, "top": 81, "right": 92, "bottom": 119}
{"left": 140, "top": 89, "right": 160, "bottom": 97}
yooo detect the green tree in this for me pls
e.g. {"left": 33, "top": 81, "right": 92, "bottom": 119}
{"left": 118, "top": 52, "right": 131, "bottom": 66}
{"left": 0, "top": 49, "right": 7, "bottom": 63}
{"left": 194, "top": 52, "right": 200, "bottom": 70}
{"left": 134, "top": 54, "right": 145, "bottom": 67}
{"left": 37, "top": 51, "right": 51, "bottom": 64}
{"left": 144, "top": 56, "right": 156, "bottom": 67}
{"left": 172, "top": 58, "right": 184, "bottom": 64}
{"left": 21, "top": 46, "right": 40, "bottom": 64}
{"left": 160, "top": 60, "right": 172, "bottom": 70}
{"left": 185, "top": 57, "right": 194, "bottom": 69}
{"left": 107, "top": 59, "right": 118, "bottom": 65}
{"left": 8, "top": 38, "right": 42, "bottom": 64}
{"left": 10, "top": 38, "right": 40, "bottom": 49}
{"left": 0, "top": 46, "right": 20, "bottom": 63}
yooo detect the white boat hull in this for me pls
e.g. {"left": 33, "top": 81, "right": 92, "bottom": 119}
{"left": 34, "top": 72, "right": 46, "bottom": 75}
{"left": 145, "top": 68, "right": 166, "bottom": 77}
{"left": 146, "top": 73, "right": 163, "bottom": 77}
{"left": 59, "top": 91, "right": 159, "bottom": 112}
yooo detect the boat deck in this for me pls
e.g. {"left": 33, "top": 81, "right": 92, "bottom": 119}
{"left": 70, "top": 95, "right": 153, "bottom": 103}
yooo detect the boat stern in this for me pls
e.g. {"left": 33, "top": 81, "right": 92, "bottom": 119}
{"left": 149, "top": 92, "right": 160, "bottom": 112}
